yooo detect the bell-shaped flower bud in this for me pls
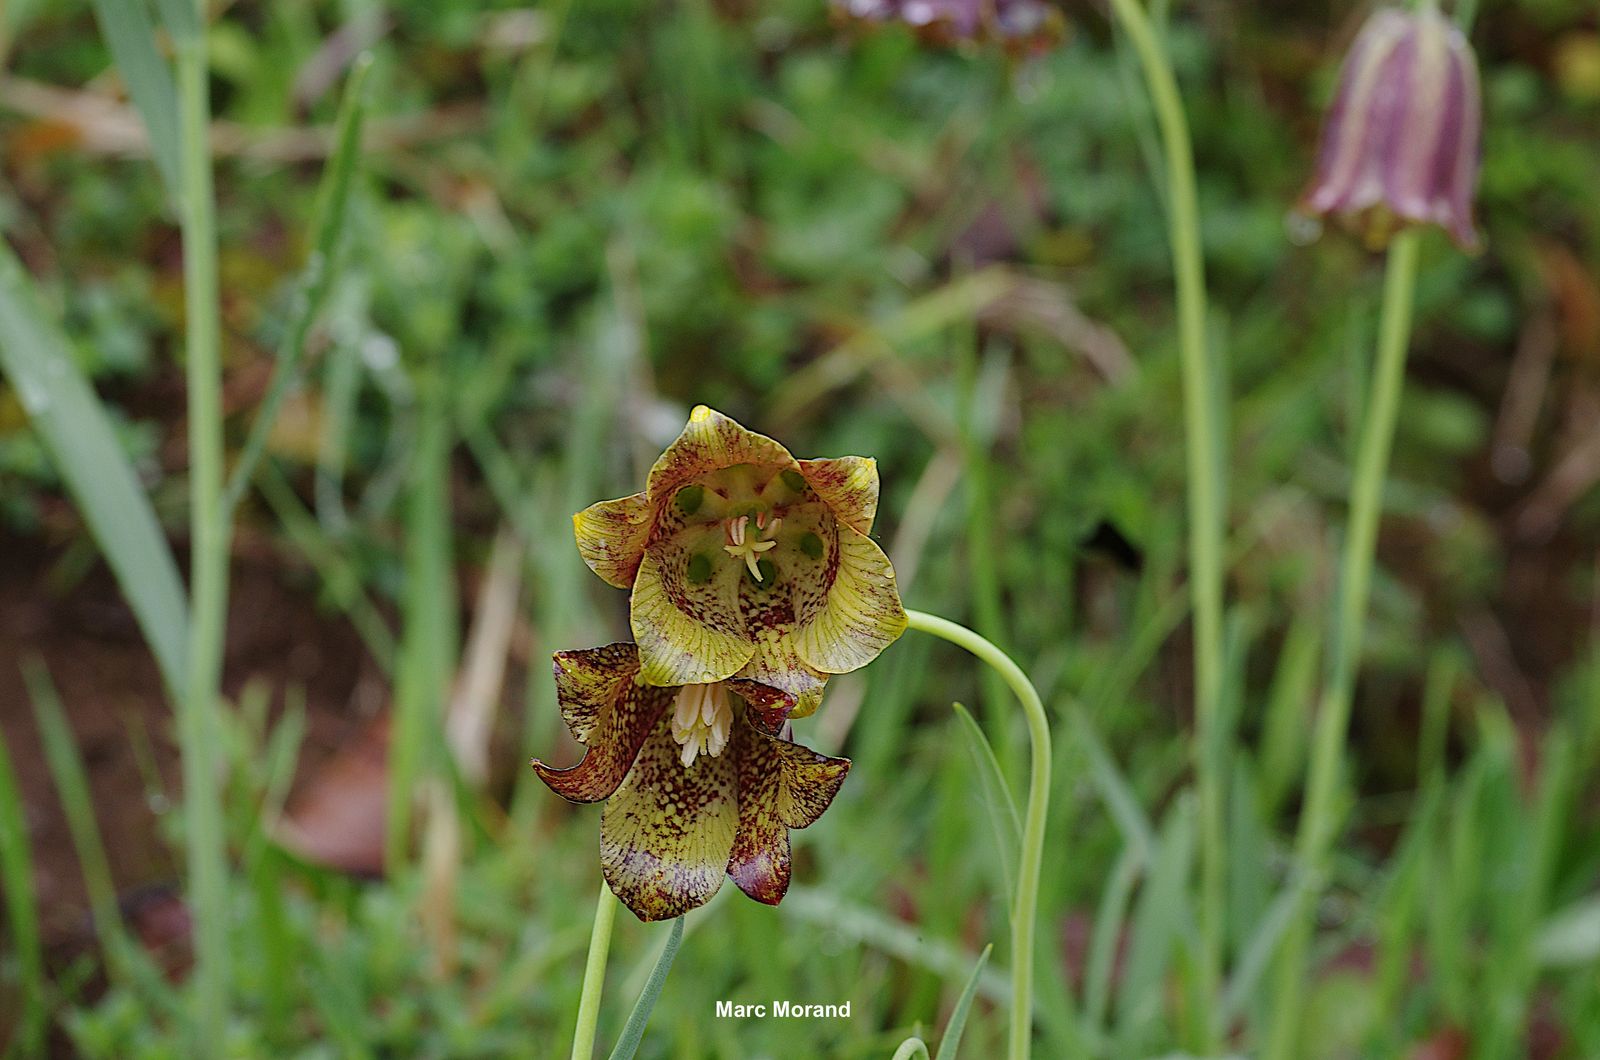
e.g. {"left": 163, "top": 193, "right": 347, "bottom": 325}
{"left": 1300, "top": 5, "right": 1482, "bottom": 252}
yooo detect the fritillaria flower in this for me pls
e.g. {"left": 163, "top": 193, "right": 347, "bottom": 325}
{"left": 574, "top": 406, "right": 907, "bottom": 716}
{"left": 833, "top": 0, "right": 1064, "bottom": 52}
{"left": 1300, "top": 4, "right": 1482, "bottom": 251}
{"left": 532, "top": 644, "right": 851, "bottom": 920}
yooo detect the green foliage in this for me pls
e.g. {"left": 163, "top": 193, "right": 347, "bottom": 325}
{"left": 1, "top": 0, "right": 1598, "bottom": 1056}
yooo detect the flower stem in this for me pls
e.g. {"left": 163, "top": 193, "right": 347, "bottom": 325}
{"left": 172, "top": 1, "right": 232, "bottom": 1044}
{"left": 571, "top": 881, "right": 619, "bottom": 1060}
{"left": 1103, "top": 0, "right": 1228, "bottom": 1042}
{"left": 904, "top": 610, "right": 1053, "bottom": 1060}
{"left": 1265, "top": 229, "right": 1422, "bottom": 1060}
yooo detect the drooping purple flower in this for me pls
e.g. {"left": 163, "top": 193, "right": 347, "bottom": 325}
{"left": 1300, "top": 5, "right": 1482, "bottom": 252}
{"left": 834, "top": 0, "right": 1064, "bottom": 53}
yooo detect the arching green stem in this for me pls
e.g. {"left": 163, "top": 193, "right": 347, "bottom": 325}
{"left": 905, "top": 610, "right": 1053, "bottom": 1060}
{"left": 571, "top": 881, "right": 619, "bottom": 1060}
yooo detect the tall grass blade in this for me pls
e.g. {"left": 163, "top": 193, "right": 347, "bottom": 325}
{"left": 933, "top": 944, "right": 992, "bottom": 1060}
{"left": 952, "top": 702, "right": 1021, "bottom": 906}
{"left": 224, "top": 54, "right": 374, "bottom": 510}
{"left": 1085, "top": 844, "right": 1140, "bottom": 1039}
{"left": 607, "top": 916, "right": 685, "bottom": 1060}
{"left": 23, "top": 660, "right": 129, "bottom": 975}
{"left": 86, "top": 0, "right": 180, "bottom": 195}
{"left": 385, "top": 380, "right": 458, "bottom": 868}
{"left": 1115, "top": 795, "right": 1195, "bottom": 1051}
{"left": 0, "top": 725, "right": 46, "bottom": 1054}
{"left": 1071, "top": 707, "right": 1154, "bottom": 860}
{"left": 0, "top": 245, "right": 189, "bottom": 697}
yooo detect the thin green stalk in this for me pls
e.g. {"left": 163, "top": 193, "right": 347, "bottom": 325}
{"left": 172, "top": 1, "right": 232, "bottom": 1043}
{"left": 571, "top": 882, "right": 620, "bottom": 1060}
{"left": 385, "top": 374, "right": 456, "bottom": 869}
{"left": 1104, "top": 0, "right": 1227, "bottom": 1040}
{"left": 0, "top": 719, "right": 46, "bottom": 1054}
{"left": 223, "top": 54, "right": 372, "bottom": 514}
{"left": 904, "top": 610, "right": 1054, "bottom": 1060}
{"left": 1265, "top": 229, "right": 1422, "bottom": 1060}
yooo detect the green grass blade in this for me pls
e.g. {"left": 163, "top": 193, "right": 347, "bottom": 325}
{"left": 385, "top": 380, "right": 457, "bottom": 868}
{"left": 891, "top": 1040, "right": 932, "bottom": 1060}
{"left": 86, "top": 0, "right": 180, "bottom": 195}
{"left": 23, "top": 660, "right": 128, "bottom": 974}
{"left": 224, "top": 54, "right": 373, "bottom": 511}
{"left": 0, "top": 244, "right": 189, "bottom": 697}
{"left": 1071, "top": 706, "right": 1154, "bottom": 861}
{"left": 1115, "top": 795, "right": 1195, "bottom": 1050}
{"left": 1085, "top": 843, "right": 1140, "bottom": 1038}
{"left": 951, "top": 702, "right": 1022, "bottom": 906}
{"left": 933, "top": 943, "right": 992, "bottom": 1060}
{"left": 0, "top": 724, "right": 46, "bottom": 1054}
{"left": 607, "top": 916, "right": 685, "bottom": 1060}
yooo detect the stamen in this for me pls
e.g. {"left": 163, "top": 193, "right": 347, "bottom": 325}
{"left": 669, "top": 683, "right": 734, "bottom": 768}
{"left": 722, "top": 513, "right": 780, "bottom": 581}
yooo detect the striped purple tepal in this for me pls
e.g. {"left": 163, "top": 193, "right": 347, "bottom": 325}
{"left": 1301, "top": 5, "right": 1482, "bottom": 252}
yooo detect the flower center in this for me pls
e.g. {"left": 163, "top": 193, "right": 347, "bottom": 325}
{"left": 669, "top": 683, "right": 734, "bottom": 769}
{"left": 722, "top": 513, "right": 782, "bottom": 582}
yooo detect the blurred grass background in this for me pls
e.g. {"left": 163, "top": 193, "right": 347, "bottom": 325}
{"left": 1, "top": 0, "right": 1599, "bottom": 1056}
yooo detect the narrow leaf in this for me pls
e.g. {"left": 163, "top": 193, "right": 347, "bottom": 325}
{"left": 24, "top": 660, "right": 129, "bottom": 974}
{"left": 952, "top": 702, "right": 1021, "bottom": 905}
{"left": 225, "top": 54, "right": 374, "bottom": 509}
{"left": 608, "top": 916, "right": 685, "bottom": 1060}
{"left": 0, "top": 726, "right": 46, "bottom": 1054}
{"left": 934, "top": 944, "right": 993, "bottom": 1060}
{"left": 87, "top": 0, "right": 180, "bottom": 195}
{"left": 0, "top": 245, "right": 189, "bottom": 697}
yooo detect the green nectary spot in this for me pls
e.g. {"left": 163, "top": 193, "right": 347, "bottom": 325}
{"left": 687, "top": 553, "right": 713, "bottom": 583}
{"left": 799, "top": 532, "right": 823, "bottom": 559}
{"left": 745, "top": 559, "right": 778, "bottom": 587}
{"left": 675, "top": 485, "right": 704, "bottom": 515}
{"left": 780, "top": 469, "right": 807, "bottom": 493}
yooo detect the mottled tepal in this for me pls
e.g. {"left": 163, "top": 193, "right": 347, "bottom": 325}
{"left": 531, "top": 644, "right": 851, "bottom": 921}
{"left": 573, "top": 405, "right": 908, "bottom": 718}
{"left": 832, "top": 0, "right": 1064, "bottom": 52}
{"left": 1301, "top": 5, "right": 1482, "bottom": 252}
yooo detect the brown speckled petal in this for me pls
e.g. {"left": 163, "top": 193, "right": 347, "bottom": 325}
{"left": 645, "top": 405, "right": 798, "bottom": 502}
{"left": 531, "top": 645, "right": 674, "bottom": 803}
{"left": 724, "top": 678, "right": 799, "bottom": 733}
{"left": 798, "top": 456, "right": 880, "bottom": 535}
{"left": 573, "top": 492, "right": 654, "bottom": 589}
{"left": 601, "top": 714, "right": 739, "bottom": 921}
{"left": 726, "top": 719, "right": 851, "bottom": 906}
{"left": 734, "top": 636, "right": 830, "bottom": 721}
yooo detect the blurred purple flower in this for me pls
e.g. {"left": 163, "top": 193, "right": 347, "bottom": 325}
{"left": 834, "top": 0, "right": 1064, "bottom": 52}
{"left": 1300, "top": 5, "right": 1482, "bottom": 252}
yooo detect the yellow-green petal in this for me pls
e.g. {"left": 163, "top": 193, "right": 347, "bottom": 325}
{"left": 645, "top": 405, "right": 797, "bottom": 501}
{"left": 601, "top": 715, "right": 738, "bottom": 921}
{"left": 798, "top": 456, "right": 880, "bottom": 535}
{"left": 573, "top": 491, "right": 653, "bottom": 589}
{"left": 792, "top": 523, "right": 907, "bottom": 674}
{"left": 631, "top": 549, "right": 754, "bottom": 686}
